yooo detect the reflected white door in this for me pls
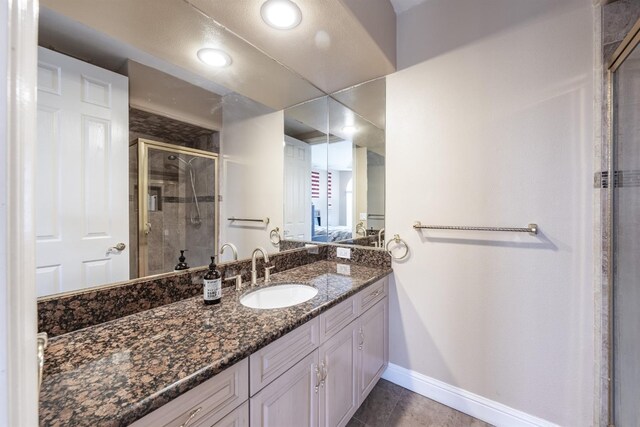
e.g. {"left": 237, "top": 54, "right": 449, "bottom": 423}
{"left": 284, "top": 135, "right": 311, "bottom": 240}
{"left": 36, "top": 47, "right": 129, "bottom": 296}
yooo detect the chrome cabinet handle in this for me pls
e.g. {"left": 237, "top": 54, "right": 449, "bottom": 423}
{"left": 179, "top": 407, "right": 202, "bottom": 427}
{"left": 315, "top": 364, "right": 321, "bottom": 393}
{"left": 37, "top": 332, "right": 48, "bottom": 390}
{"left": 371, "top": 289, "right": 381, "bottom": 298}
{"left": 358, "top": 328, "right": 364, "bottom": 350}
{"left": 321, "top": 360, "right": 328, "bottom": 386}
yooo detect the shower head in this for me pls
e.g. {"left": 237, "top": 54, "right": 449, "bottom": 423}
{"left": 168, "top": 154, "right": 190, "bottom": 166}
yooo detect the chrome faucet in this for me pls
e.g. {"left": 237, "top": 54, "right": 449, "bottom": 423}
{"left": 377, "top": 228, "right": 385, "bottom": 247}
{"left": 251, "top": 247, "right": 270, "bottom": 286}
{"left": 220, "top": 242, "right": 238, "bottom": 261}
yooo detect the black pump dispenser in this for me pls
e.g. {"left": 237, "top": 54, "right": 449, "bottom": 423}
{"left": 203, "top": 256, "right": 221, "bottom": 305}
{"left": 174, "top": 250, "right": 189, "bottom": 271}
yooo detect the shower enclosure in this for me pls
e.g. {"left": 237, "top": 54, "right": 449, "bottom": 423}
{"left": 130, "top": 139, "right": 218, "bottom": 278}
{"left": 608, "top": 19, "right": 640, "bottom": 427}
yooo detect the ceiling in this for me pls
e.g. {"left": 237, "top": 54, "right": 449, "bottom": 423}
{"left": 389, "top": 0, "right": 430, "bottom": 14}
{"left": 40, "top": 0, "right": 397, "bottom": 109}
{"left": 186, "top": 0, "right": 396, "bottom": 94}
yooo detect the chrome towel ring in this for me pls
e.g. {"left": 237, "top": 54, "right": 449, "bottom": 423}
{"left": 385, "top": 234, "right": 409, "bottom": 261}
{"left": 269, "top": 227, "right": 281, "bottom": 245}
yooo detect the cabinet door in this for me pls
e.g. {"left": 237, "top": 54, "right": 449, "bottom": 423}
{"left": 250, "top": 317, "right": 319, "bottom": 396}
{"left": 319, "top": 321, "right": 359, "bottom": 427}
{"left": 250, "top": 351, "right": 319, "bottom": 427}
{"left": 358, "top": 297, "right": 388, "bottom": 403}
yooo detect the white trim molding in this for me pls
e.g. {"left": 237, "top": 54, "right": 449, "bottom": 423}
{"left": 382, "top": 363, "right": 559, "bottom": 427}
{"left": 2, "top": 0, "right": 39, "bottom": 426}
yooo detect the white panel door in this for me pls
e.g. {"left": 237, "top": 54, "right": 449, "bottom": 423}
{"left": 36, "top": 47, "right": 129, "bottom": 296}
{"left": 318, "top": 321, "right": 359, "bottom": 427}
{"left": 284, "top": 135, "right": 311, "bottom": 240}
{"left": 250, "top": 350, "right": 319, "bottom": 427}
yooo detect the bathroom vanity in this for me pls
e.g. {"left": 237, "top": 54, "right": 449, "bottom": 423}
{"left": 39, "top": 260, "right": 390, "bottom": 427}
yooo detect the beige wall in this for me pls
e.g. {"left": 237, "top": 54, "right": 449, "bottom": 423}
{"left": 386, "top": 0, "right": 594, "bottom": 424}
{"left": 220, "top": 95, "right": 283, "bottom": 260}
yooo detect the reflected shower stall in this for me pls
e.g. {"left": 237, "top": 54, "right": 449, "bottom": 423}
{"left": 129, "top": 139, "right": 218, "bottom": 278}
{"left": 608, "top": 18, "right": 640, "bottom": 427}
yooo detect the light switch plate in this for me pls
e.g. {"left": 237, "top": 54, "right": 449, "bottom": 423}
{"left": 337, "top": 263, "right": 351, "bottom": 275}
{"left": 336, "top": 247, "right": 351, "bottom": 259}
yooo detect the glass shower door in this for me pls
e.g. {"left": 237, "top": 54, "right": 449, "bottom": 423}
{"left": 137, "top": 139, "right": 218, "bottom": 277}
{"left": 611, "top": 32, "right": 640, "bottom": 427}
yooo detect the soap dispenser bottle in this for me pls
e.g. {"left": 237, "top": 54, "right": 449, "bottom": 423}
{"left": 203, "top": 256, "right": 221, "bottom": 305}
{"left": 174, "top": 250, "right": 189, "bottom": 271}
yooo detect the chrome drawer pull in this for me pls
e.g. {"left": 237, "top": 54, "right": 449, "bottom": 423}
{"left": 180, "top": 407, "right": 202, "bottom": 427}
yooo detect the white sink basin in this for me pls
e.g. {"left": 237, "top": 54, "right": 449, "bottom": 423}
{"left": 240, "top": 283, "right": 318, "bottom": 309}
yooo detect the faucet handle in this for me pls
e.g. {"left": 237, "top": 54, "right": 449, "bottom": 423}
{"left": 224, "top": 274, "right": 243, "bottom": 291}
{"left": 264, "top": 265, "right": 276, "bottom": 283}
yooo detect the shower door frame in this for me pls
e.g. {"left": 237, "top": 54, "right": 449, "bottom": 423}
{"left": 604, "top": 16, "right": 640, "bottom": 427}
{"left": 136, "top": 138, "right": 219, "bottom": 278}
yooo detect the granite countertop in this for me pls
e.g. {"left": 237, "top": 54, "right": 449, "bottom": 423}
{"left": 39, "top": 260, "right": 392, "bottom": 427}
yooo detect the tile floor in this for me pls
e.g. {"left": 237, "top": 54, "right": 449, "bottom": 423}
{"left": 348, "top": 379, "right": 492, "bottom": 427}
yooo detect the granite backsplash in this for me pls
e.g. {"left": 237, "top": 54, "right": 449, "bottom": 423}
{"left": 38, "top": 245, "right": 331, "bottom": 337}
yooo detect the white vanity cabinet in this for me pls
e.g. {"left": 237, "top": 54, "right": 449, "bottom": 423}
{"left": 250, "top": 276, "right": 389, "bottom": 427}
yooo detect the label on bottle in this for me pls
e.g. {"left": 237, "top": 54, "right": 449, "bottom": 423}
{"left": 203, "top": 278, "right": 221, "bottom": 301}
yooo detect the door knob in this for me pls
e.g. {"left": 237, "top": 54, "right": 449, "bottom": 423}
{"left": 107, "top": 242, "right": 126, "bottom": 254}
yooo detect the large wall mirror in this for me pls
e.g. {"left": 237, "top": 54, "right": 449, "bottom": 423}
{"left": 282, "top": 79, "right": 386, "bottom": 248}
{"left": 35, "top": 1, "right": 387, "bottom": 298}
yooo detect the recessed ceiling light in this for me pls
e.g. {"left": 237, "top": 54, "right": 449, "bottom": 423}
{"left": 261, "top": 0, "right": 302, "bottom": 30}
{"left": 197, "top": 48, "right": 232, "bottom": 67}
{"left": 342, "top": 125, "right": 357, "bottom": 134}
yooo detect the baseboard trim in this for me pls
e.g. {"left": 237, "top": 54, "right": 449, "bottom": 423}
{"left": 381, "top": 363, "right": 558, "bottom": 427}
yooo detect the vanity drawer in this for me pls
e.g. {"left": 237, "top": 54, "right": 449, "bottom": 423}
{"left": 199, "top": 400, "right": 248, "bottom": 427}
{"left": 357, "top": 278, "right": 387, "bottom": 315}
{"left": 250, "top": 317, "right": 319, "bottom": 396}
{"left": 130, "top": 358, "right": 248, "bottom": 427}
{"left": 319, "top": 294, "right": 357, "bottom": 343}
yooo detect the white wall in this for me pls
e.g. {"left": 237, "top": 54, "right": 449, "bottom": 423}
{"left": 0, "top": 0, "right": 8, "bottom": 423}
{"left": 220, "top": 94, "right": 283, "bottom": 260}
{"left": 387, "top": 0, "right": 594, "bottom": 425}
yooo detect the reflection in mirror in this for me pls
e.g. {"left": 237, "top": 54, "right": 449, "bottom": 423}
{"left": 35, "top": 2, "right": 322, "bottom": 297}
{"left": 131, "top": 140, "right": 218, "bottom": 278}
{"left": 282, "top": 97, "right": 329, "bottom": 241}
{"left": 281, "top": 79, "right": 385, "bottom": 249}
